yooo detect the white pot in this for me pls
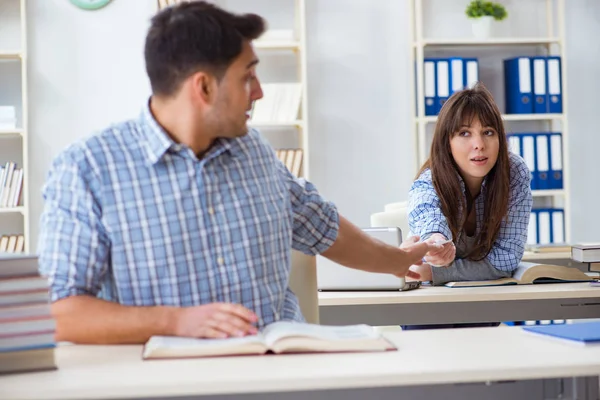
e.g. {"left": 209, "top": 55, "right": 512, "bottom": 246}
{"left": 471, "top": 15, "right": 494, "bottom": 39}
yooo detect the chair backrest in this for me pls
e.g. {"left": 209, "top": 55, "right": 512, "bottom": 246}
{"left": 288, "top": 250, "right": 319, "bottom": 324}
{"left": 370, "top": 202, "right": 409, "bottom": 240}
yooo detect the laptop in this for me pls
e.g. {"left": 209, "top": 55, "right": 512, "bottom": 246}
{"left": 316, "top": 227, "right": 421, "bottom": 291}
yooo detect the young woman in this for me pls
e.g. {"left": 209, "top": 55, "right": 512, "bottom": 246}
{"left": 402, "top": 83, "right": 533, "bottom": 329}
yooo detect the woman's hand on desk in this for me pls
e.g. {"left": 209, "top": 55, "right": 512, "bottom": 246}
{"left": 173, "top": 303, "right": 259, "bottom": 339}
{"left": 423, "top": 233, "right": 455, "bottom": 267}
{"left": 408, "top": 263, "right": 432, "bottom": 282}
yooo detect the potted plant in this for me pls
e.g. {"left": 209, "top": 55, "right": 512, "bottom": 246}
{"left": 465, "top": 1, "right": 508, "bottom": 39}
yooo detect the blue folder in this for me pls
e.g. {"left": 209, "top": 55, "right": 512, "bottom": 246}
{"left": 548, "top": 132, "right": 563, "bottom": 189}
{"left": 546, "top": 56, "right": 563, "bottom": 113}
{"left": 504, "top": 57, "right": 533, "bottom": 114}
{"left": 531, "top": 57, "right": 548, "bottom": 113}
{"left": 523, "top": 321, "right": 600, "bottom": 344}
{"left": 423, "top": 58, "right": 437, "bottom": 116}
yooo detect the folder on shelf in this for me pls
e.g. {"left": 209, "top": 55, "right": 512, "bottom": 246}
{"left": 508, "top": 135, "right": 521, "bottom": 157}
{"left": 448, "top": 57, "right": 464, "bottom": 95}
{"left": 504, "top": 57, "right": 533, "bottom": 114}
{"left": 463, "top": 58, "right": 479, "bottom": 89}
{"left": 551, "top": 208, "right": 565, "bottom": 244}
{"left": 535, "top": 133, "right": 550, "bottom": 190}
{"left": 435, "top": 59, "right": 449, "bottom": 114}
{"left": 507, "top": 133, "right": 537, "bottom": 190}
{"left": 531, "top": 57, "right": 548, "bottom": 113}
{"left": 423, "top": 58, "right": 437, "bottom": 116}
{"left": 527, "top": 210, "right": 538, "bottom": 246}
{"left": 536, "top": 209, "right": 552, "bottom": 245}
{"left": 549, "top": 132, "right": 563, "bottom": 189}
{"left": 522, "top": 134, "right": 538, "bottom": 190}
{"left": 546, "top": 56, "right": 563, "bottom": 114}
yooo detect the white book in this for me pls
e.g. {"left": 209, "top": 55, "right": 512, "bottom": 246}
{"left": 281, "top": 83, "right": 302, "bottom": 121}
{"left": 0, "top": 162, "right": 15, "bottom": 208}
{"left": 9, "top": 168, "right": 23, "bottom": 207}
{"left": 251, "top": 84, "right": 276, "bottom": 123}
{"left": 143, "top": 321, "right": 393, "bottom": 359}
{"left": 6, "top": 236, "right": 17, "bottom": 253}
{"left": 0, "top": 163, "right": 9, "bottom": 207}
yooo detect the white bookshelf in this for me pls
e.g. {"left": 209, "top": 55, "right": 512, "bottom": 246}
{"left": 249, "top": 0, "right": 309, "bottom": 178}
{"left": 0, "top": 0, "right": 29, "bottom": 253}
{"left": 409, "top": 0, "right": 570, "bottom": 242}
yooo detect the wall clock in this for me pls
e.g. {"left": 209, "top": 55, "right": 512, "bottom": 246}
{"left": 69, "top": 0, "right": 112, "bottom": 10}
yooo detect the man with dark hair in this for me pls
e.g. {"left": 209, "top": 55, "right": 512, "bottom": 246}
{"left": 38, "top": 1, "right": 433, "bottom": 344}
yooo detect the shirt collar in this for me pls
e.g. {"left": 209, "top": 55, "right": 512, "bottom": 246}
{"left": 138, "top": 98, "right": 244, "bottom": 164}
{"left": 138, "top": 99, "right": 176, "bottom": 165}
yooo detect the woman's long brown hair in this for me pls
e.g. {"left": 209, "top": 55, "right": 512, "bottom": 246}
{"left": 417, "top": 83, "right": 510, "bottom": 260}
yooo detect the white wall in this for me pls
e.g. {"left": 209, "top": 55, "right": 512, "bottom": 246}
{"left": 25, "top": 0, "right": 600, "bottom": 247}
{"left": 27, "top": 0, "right": 155, "bottom": 246}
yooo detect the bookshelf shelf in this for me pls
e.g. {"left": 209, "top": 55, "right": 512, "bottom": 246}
{"left": 532, "top": 189, "right": 565, "bottom": 197}
{"left": 0, "top": 206, "right": 25, "bottom": 215}
{"left": 254, "top": 40, "right": 300, "bottom": 50}
{"left": 0, "top": 0, "right": 29, "bottom": 253}
{"left": 416, "top": 37, "right": 561, "bottom": 47}
{"left": 0, "top": 129, "right": 23, "bottom": 138}
{"left": 249, "top": 120, "right": 304, "bottom": 129}
{"left": 0, "top": 51, "right": 22, "bottom": 60}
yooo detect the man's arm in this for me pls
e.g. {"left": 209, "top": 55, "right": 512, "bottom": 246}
{"left": 320, "top": 216, "right": 430, "bottom": 278}
{"left": 276, "top": 158, "right": 432, "bottom": 278}
{"left": 52, "top": 296, "right": 175, "bottom": 344}
{"left": 52, "top": 296, "right": 258, "bottom": 344}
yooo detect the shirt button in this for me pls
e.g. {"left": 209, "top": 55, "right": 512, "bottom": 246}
{"left": 208, "top": 207, "right": 214, "bottom": 215}
{"left": 217, "top": 257, "right": 224, "bottom": 265}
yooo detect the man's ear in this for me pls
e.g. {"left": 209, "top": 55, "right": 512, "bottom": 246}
{"left": 190, "top": 71, "right": 217, "bottom": 105}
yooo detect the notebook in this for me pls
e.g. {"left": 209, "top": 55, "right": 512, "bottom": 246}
{"left": 523, "top": 321, "right": 600, "bottom": 345}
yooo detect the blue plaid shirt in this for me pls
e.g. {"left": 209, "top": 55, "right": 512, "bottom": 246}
{"left": 408, "top": 152, "right": 533, "bottom": 272}
{"left": 38, "top": 102, "right": 339, "bottom": 328}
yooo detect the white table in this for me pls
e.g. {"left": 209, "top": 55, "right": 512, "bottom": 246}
{"left": 1, "top": 326, "right": 598, "bottom": 400}
{"left": 318, "top": 282, "right": 600, "bottom": 326}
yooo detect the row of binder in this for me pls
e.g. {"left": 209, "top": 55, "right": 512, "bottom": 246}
{"left": 422, "top": 57, "right": 479, "bottom": 115}
{"left": 527, "top": 208, "right": 565, "bottom": 246}
{"left": 504, "top": 56, "right": 563, "bottom": 114}
{"left": 419, "top": 55, "right": 563, "bottom": 116}
{"left": 507, "top": 132, "right": 563, "bottom": 190}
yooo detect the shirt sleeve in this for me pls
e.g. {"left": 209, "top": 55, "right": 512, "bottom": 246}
{"left": 484, "top": 153, "right": 533, "bottom": 273}
{"left": 276, "top": 162, "right": 340, "bottom": 256}
{"left": 407, "top": 170, "right": 453, "bottom": 241}
{"left": 431, "top": 258, "right": 512, "bottom": 286}
{"left": 37, "top": 146, "right": 111, "bottom": 302}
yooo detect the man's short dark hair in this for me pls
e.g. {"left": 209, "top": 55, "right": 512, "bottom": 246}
{"left": 145, "top": 1, "right": 266, "bottom": 96}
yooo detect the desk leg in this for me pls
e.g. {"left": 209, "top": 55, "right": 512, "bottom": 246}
{"left": 153, "top": 376, "right": 599, "bottom": 400}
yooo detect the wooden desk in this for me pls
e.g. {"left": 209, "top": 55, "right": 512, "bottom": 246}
{"left": 319, "top": 282, "right": 600, "bottom": 326}
{"left": 1, "top": 327, "right": 599, "bottom": 400}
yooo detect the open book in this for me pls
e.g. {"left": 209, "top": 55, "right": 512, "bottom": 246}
{"left": 445, "top": 262, "right": 595, "bottom": 288}
{"left": 143, "top": 321, "right": 394, "bottom": 359}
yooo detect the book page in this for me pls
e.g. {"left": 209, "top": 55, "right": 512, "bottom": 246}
{"left": 515, "top": 262, "right": 593, "bottom": 284}
{"left": 444, "top": 277, "right": 517, "bottom": 288}
{"left": 143, "top": 335, "right": 267, "bottom": 359}
{"left": 262, "top": 321, "right": 379, "bottom": 347}
{"left": 512, "top": 262, "right": 537, "bottom": 282}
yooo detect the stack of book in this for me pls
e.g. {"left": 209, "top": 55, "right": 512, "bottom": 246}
{"left": 0, "top": 162, "right": 24, "bottom": 208}
{"left": 571, "top": 244, "right": 600, "bottom": 273}
{"left": 0, "top": 254, "right": 56, "bottom": 374}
